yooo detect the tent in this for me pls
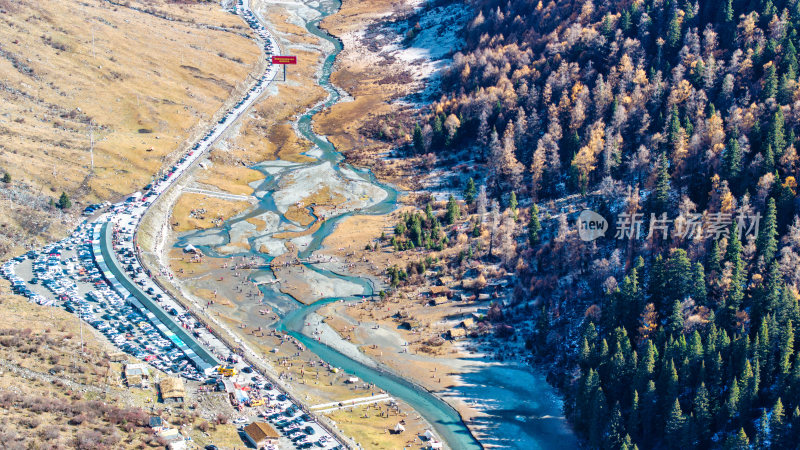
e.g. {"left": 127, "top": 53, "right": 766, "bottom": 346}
{"left": 235, "top": 390, "right": 249, "bottom": 404}
{"left": 393, "top": 423, "right": 405, "bottom": 433}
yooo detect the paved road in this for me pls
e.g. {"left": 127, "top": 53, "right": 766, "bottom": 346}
{"left": 184, "top": 187, "right": 253, "bottom": 202}
{"left": 93, "top": 1, "right": 350, "bottom": 448}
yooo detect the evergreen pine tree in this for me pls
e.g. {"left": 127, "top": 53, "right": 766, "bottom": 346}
{"left": 641, "top": 380, "right": 657, "bottom": 439}
{"left": 723, "top": 137, "right": 743, "bottom": 182}
{"left": 528, "top": 204, "right": 541, "bottom": 247}
{"left": 779, "top": 321, "right": 794, "bottom": 381}
{"left": 445, "top": 195, "right": 460, "bottom": 224}
{"left": 588, "top": 387, "right": 608, "bottom": 447}
{"left": 667, "top": 9, "right": 683, "bottom": 49}
{"left": 660, "top": 359, "right": 679, "bottom": 405}
{"left": 727, "top": 377, "right": 741, "bottom": 423}
{"left": 618, "top": 269, "right": 643, "bottom": 334}
{"left": 652, "top": 153, "right": 671, "bottom": 214}
{"left": 779, "top": 73, "right": 794, "bottom": 104}
{"left": 756, "top": 261, "right": 782, "bottom": 325}
{"left": 668, "top": 299, "right": 684, "bottom": 336}
{"left": 763, "top": 64, "right": 778, "bottom": 100}
{"left": 604, "top": 402, "right": 625, "bottom": 450}
{"left": 668, "top": 107, "right": 682, "bottom": 145}
{"left": 649, "top": 254, "right": 667, "bottom": 311}
{"left": 413, "top": 123, "right": 425, "bottom": 153}
{"left": 433, "top": 114, "right": 444, "bottom": 146}
{"left": 577, "top": 367, "right": 600, "bottom": 430}
{"left": 765, "top": 144, "right": 776, "bottom": 173}
{"left": 579, "top": 337, "right": 591, "bottom": 368}
{"left": 464, "top": 177, "right": 476, "bottom": 204}
{"left": 688, "top": 330, "right": 704, "bottom": 374}
{"left": 635, "top": 340, "right": 657, "bottom": 393}
{"left": 725, "top": 223, "right": 745, "bottom": 325}
{"left": 666, "top": 249, "right": 693, "bottom": 303}
{"left": 769, "top": 109, "right": 786, "bottom": 157}
{"left": 620, "top": 434, "right": 636, "bottom": 450}
{"left": 784, "top": 39, "right": 799, "bottom": 75}
{"left": 771, "top": 398, "right": 785, "bottom": 448}
{"left": 723, "top": 428, "right": 749, "bottom": 450}
{"left": 665, "top": 398, "right": 684, "bottom": 447}
{"left": 693, "top": 383, "right": 711, "bottom": 443}
{"left": 754, "top": 409, "right": 769, "bottom": 449}
{"left": 740, "top": 359, "right": 758, "bottom": 412}
{"left": 628, "top": 390, "right": 641, "bottom": 441}
{"left": 691, "top": 262, "right": 707, "bottom": 305}
{"left": 707, "top": 239, "right": 721, "bottom": 278}
{"left": 722, "top": 0, "right": 733, "bottom": 23}
{"left": 756, "top": 318, "right": 772, "bottom": 380}
{"left": 56, "top": 192, "right": 71, "bottom": 210}
{"left": 756, "top": 198, "right": 778, "bottom": 266}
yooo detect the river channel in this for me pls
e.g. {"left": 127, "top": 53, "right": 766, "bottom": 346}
{"left": 174, "top": 0, "right": 575, "bottom": 448}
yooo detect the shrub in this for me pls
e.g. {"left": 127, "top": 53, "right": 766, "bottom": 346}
{"left": 40, "top": 426, "right": 59, "bottom": 440}
{"left": 22, "top": 416, "right": 41, "bottom": 429}
{"left": 74, "top": 429, "right": 103, "bottom": 449}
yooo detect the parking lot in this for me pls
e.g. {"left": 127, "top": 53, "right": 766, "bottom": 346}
{"left": 1, "top": 0, "right": 344, "bottom": 447}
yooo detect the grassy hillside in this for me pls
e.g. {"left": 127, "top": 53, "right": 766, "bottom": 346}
{"left": 0, "top": 288, "right": 244, "bottom": 449}
{"left": 0, "top": 0, "right": 262, "bottom": 257}
{"left": 0, "top": 292, "right": 155, "bottom": 449}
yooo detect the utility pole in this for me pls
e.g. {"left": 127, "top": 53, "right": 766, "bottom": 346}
{"left": 89, "top": 124, "right": 95, "bottom": 172}
{"left": 80, "top": 316, "right": 84, "bottom": 355}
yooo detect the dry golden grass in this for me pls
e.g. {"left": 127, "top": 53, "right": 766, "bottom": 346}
{"left": 313, "top": 0, "right": 424, "bottom": 190}
{"left": 214, "top": 36, "right": 327, "bottom": 165}
{"left": 0, "top": 0, "right": 262, "bottom": 256}
{"left": 273, "top": 218, "right": 323, "bottom": 240}
{"left": 195, "top": 287, "right": 234, "bottom": 307}
{"left": 304, "top": 185, "right": 347, "bottom": 207}
{"left": 196, "top": 163, "right": 264, "bottom": 196}
{"left": 246, "top": 216, "right": 268, "bottom": 230}
{"left": 171, "top": 192, "right": 251, "bottom": 232}
{"left": 324, "top": 406, "right": 430, "bottom": 450}
{"left": 285, "top": 205, "right": 316, "bottom": 226}
{"left": 0, "top": 292, "right": 156, "bottom": 447}
{"left": 189, "top": 419, "right": 244, "bottom": 449}
{"left": 317, "top": 211, "right": 418, "bottom": 274}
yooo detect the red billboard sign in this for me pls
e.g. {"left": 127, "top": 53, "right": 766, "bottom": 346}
{"left": 271, "top": 55, "right": 297, "bottom": 64}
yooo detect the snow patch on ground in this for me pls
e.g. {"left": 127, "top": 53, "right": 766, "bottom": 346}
{"left": 348, "top": 0, "right": 470, "bottom": 92}
{"left": 387, "top": 2, "right": 470, "bottom": 63}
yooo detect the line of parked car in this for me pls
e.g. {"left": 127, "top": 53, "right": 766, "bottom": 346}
{"left": 1, "top": 224, "right": 205, "bottom": 380}
{"left": 3, "top": 4, "right": 344, "bottom": 448}
{"left": 229, "top": 378, "right": 341, "bottom": 449}
{"left": 233, "top": 0, "right": 275, "bottom": 55}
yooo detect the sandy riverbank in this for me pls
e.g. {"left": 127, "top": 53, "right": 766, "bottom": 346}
{"left": 314, "top": 295, "right": 577, "bottom": 448}
{"left": 149, "top": 0, "right": 448, "bottom": 447}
